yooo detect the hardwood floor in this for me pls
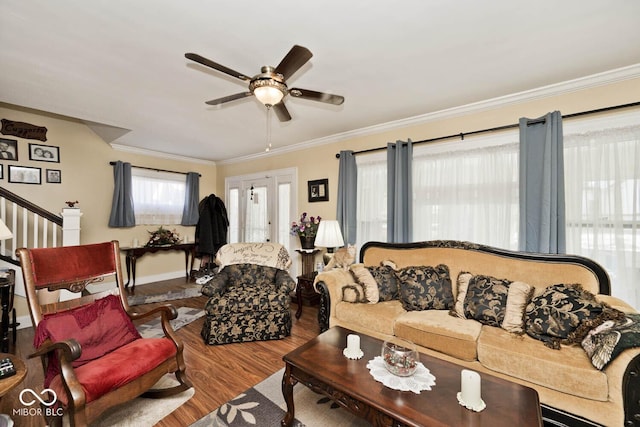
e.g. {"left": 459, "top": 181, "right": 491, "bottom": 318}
{"left": 1, "top": 277, "right": 321, "bottom": 426}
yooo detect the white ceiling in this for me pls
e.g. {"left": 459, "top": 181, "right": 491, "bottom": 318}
{"left": 1, "top": 1, "right": 639, "bottom": 163}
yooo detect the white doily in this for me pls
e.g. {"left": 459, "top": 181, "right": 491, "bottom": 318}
{"left": 366, "top": 356, "right": 436, "bottom": 394}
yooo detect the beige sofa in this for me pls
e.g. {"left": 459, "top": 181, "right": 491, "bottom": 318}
{"left": 313, "top": 240, "right": 640, "bottom": 427}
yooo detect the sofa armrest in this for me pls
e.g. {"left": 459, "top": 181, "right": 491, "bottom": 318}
{"left": 275, "top": 269, "right": 296, "bottom": 294}
{"left": 313, "top": 269, "right": 354, "bottom": 332}
{"left": 201, "top": 270, "right": 228, "bottom": 297}
{"left": 596, "top": 294, "right": 638, "bottom": 314}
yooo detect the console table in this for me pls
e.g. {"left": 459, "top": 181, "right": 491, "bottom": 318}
{"left": 120, "top": 243, "right": 196, "bottom": 290}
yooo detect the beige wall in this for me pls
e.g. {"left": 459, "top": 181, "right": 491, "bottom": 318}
{"left": 0, "top": 103, "right": 217, "bottom": 320}
{"left": 217, "top": 77, "right": 640, "bottom": 221}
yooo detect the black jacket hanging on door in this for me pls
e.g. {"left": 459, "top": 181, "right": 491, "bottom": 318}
{"left": 195, "top": 194, "right": 229, "bottom": 258}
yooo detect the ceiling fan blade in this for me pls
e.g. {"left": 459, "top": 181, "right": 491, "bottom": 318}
{"left": 289, "top": 88, "right": 345, "bottom": 105}
{"left": 205, "top": 92, "right": 253, "bottom": 105}
{"left": 274, "top": 45, "right": 313, "bottom": 81}
{"left": 185, "top": 53, "right": 251, "bottom": 81}
{"left": 273, "top": 102, "right": 292, "bottom": 122}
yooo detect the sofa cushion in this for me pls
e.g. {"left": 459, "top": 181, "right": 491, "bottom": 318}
{"left": 349, "top": 264, "right": 379, "bottom": 303}
{"left": 502, "top": 281, "right": 534, "bottom": 333}
{"left": 395, "top": 264, "right": 453, "bottom": 311}
{"left": 452, "top": 272, "right": 473, "bottom": 319}
{"left": 525, "top": 283, "right": 625, "bottom": 349}
{"left": 367, "top": 265, "right": 399, "bottom": 301}
{"left": 463, "top": 275, "right": 511, "bottom": 327}
{"left": 394, "top": 310, "right": 482, "bottom": 361}
{"left": 342, "top": 283, "right": 366, "bottom": 303}
{"left": 205, "top": 285, "right": 290, "bottom": 315}
{"left": 453, "top": 273, "right": 533, "bottom": 334}
{"left": 334, "top": 300, "right": 405, "bottom": 335}
{"left": 581, "top": 313, "right": 640, "bottom": 370}
{"left": 34, "top": 294, "right": 142, "bottom": 387}
{"left": 477, "top": 326, "right": 608, "bottom": 401}
{"left": 50, "top": 337, "right": 177, "bottom": 406}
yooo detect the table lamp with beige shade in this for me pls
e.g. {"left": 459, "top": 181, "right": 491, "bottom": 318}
{"left": 314, "top": 220, "right": 344, "bottom": 265}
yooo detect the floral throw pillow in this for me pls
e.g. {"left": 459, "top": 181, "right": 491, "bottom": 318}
{"left": 525, "top": 283, "right": 625, "bottom": 349}
{"left": 581, "top": 313, "right": 640, "bottom": 370}
{"left": 367, "top": 265, "right": 400, "bottom": 301}
{"left": 463, "top": 275, "right": 511, "bottom": 327}
{"left": 395, "top": 264, "right": 453, "bottom": 311}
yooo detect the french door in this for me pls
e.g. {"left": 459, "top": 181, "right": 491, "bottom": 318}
{"left": 225, "top": 168, "right": 297, "bottom": 267}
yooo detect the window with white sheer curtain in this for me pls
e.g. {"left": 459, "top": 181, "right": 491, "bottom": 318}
{"left": 355, "top": 152, "right": 388, "bottom": 253}
{"left": 131, "top": 168, "right": 186, "bottom": 225}
{"left": 412, "top": 134, "right": 520, "bottom": 249}
{"left": 353, "top": 111, "right": 640, "bottom": 309}
{"left": 564, "top": 112, "right": 640, "bottom": 309}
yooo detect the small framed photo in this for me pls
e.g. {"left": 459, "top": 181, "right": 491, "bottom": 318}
{"left": 28, "top": 143, "right": 60, "bottom": 163}
{"left": 46, "top": 168, "right": 62, "bottom": 183}
{"left": 308, "top": 178, "right": 329, "bottom": 202}
{"left": 8, "top": 165, "right": 41, "bottom": 184}
{"left": 0, "top": 138, "right": 18, "bottom": 161}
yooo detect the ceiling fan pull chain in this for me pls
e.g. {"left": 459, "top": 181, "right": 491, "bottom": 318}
{"left": 265, "top": 106, "right": 272, "bottom": 152}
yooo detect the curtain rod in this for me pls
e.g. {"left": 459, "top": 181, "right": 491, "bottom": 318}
{"left": 108, "top": 161, "right": 201, "bottom": 177}
{"left": 335, "top": 101, "right": 640, "bottom": 158}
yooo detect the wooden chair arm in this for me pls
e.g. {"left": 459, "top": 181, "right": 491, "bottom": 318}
{"left": 28, "top": 338, "right": 82, "bottom": 362}
{"left": 128, "top": 303, "right": 178, "bottom": 322}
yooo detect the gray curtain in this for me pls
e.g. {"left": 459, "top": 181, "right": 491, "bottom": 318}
{"left": 181, "top": 172, "right": 200, "bottom": 226}
{"left": 387, "top": 139, "right": 413, "bottom": 243}
{"left": 337, "top": 150, "right": 357, "bottom": 245}
{"left": 518, "top": 111, "right": 565, "bottom": 253}
{"left": 108, "top": 161, "right": 135, "bottom": 227}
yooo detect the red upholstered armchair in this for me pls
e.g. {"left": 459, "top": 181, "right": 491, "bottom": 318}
{"left": 17, "top": 241, "right": 191, "bottom": 427}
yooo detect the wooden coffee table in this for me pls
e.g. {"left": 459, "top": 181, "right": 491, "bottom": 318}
{"left": 282, "top": 326, "right": 542, "bottom": 426}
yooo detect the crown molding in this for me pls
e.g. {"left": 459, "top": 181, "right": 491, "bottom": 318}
{"left": 219, "top": 63, "right": 640, "bottom": 165}
{"left": 110, "top": 143, "right": 216, "bottom": 166}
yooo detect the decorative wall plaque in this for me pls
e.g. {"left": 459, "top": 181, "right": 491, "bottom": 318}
{"left": 1, "top": 119, "right": 48, "bottom": 141}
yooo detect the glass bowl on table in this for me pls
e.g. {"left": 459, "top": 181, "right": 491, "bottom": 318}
{"left": 382, "top": 339, "right": 419, "bottom": 377}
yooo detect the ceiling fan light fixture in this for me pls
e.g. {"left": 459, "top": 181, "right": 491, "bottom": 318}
{"left": 251, "top": 79, "right": 286, "bottom": 106}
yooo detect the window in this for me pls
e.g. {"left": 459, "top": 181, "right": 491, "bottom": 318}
{"left": 131, "top": 168, "right": 186, "bottom": 225}
{"left": 355, "top": 152, "right": 387, "bottom": 252}
{"left": 412, "top": 134, "right": 519, "bottom": 249}
{"left": 564, "top": 111, "right": 640, "bottom": 309}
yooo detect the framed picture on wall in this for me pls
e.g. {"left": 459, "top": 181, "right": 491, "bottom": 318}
{"left": 28, "top": 143, "right": 60, "bottom": 163}
{"left": 308, "top": 178, "right": 329, "bottom": 202}
{"left": 46, "top": 169, "right": 62, "bottom": 183}
{"left": 8, "top": 165, "right": 41, "bottom": 184}
{"left": 0, "top": 138, "right": 18, "bottom": 161}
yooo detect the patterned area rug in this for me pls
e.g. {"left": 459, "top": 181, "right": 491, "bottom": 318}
{"left": 128, "top": 285, "right": 202, "bottom": 306}
{"left": 92, "top": 375, "right": 194, "bottom": 427}
{"left": 190, "top": 369, "right": 369, "bottom": 427}
{"left": 137, "top": 306, "right": 205, "bottom": 338}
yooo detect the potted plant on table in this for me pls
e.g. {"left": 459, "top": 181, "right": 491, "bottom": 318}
{"left": 146, "top": 226, "right": 181, "bottom": 247}
{"left": 290, "top": 213, "right": 321, "bottom": 249}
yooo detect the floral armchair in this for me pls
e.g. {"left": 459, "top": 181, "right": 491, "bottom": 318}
{"left": 200, "top": 243, "right": 296, "bottom": 345}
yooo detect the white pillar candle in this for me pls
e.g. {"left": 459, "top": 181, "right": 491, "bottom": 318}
{"left": 461, "top": 369, "right": 482, "bottom": 406}
{"left": 184, "top": 235, "right": 189, "bottom": 243}
{"left": 133, "top": 238, "right": 139, "bottom": 247}
{"left": 347, "top": 334, "right": 360, "bottom": 354}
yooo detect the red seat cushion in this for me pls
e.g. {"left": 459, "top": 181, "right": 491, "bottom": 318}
{"left": 34, "top": 294, "right": 142, "bottom": 386}
{"left": 50, "top": 337, "right": 177, "bottom": 405}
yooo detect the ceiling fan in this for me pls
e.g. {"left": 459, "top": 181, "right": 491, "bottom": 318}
{"left": 185, "top": 45, "right": 344, "bottom": 122}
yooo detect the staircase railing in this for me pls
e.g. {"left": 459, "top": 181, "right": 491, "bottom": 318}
{"left": 0, "top": 187, "right": 63, "bottom": 264}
